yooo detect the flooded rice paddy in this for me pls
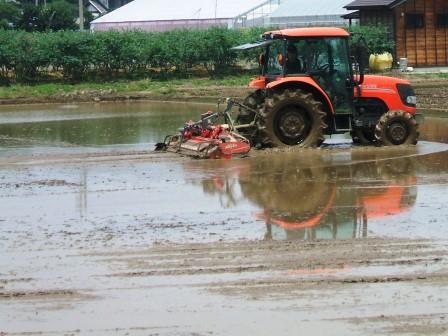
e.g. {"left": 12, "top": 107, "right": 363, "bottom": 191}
{"left": 1, "top": 101, "right": 448, "bottom": 335}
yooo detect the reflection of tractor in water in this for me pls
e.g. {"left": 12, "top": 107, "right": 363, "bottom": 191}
{"left": 246, "top": 156, "right": 416, "bottom": 240}
{"left": 193, "top": 153, "right": 417, "bottom": 241}
{"left": 232, "top": 27, "right": 420, "bottom": 147}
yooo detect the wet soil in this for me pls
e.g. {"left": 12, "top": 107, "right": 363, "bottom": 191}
{"left": 1, "top": 102, "right": 448, "bottom": 335}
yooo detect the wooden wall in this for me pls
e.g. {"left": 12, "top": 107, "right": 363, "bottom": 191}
{"left": 394, "top": 0, "right": 448, "bottom": 66}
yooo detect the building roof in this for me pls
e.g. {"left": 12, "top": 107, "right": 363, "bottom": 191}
{"left": 265, "top": 27, "right": 350, "bottom": 38}
{"left": 344, "top": 0, "right": 406, "bottom": 10}
{"left": 92, "top": 0, "right": 267, "bottom": 23}
{"left": 89, "top": 0, "right": 108, "bottom": 14}
{"left": 341, "top": 10, "right": 360, "bottom": 19}
{"left": 270, "top": 0, "right": 353, "bottom": 18}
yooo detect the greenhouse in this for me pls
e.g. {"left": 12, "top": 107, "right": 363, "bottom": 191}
{"left": 230, "top": 0, "right": 355, "bottom": 28}
{"left": 91, "top": 0, "right": 355, "bottom": 31}
{"left": 91, "top": 0, "right": 267, "bottom": 31}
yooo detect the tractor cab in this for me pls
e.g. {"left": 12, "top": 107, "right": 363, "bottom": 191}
{"left": 260, "top": 28, "right": 355, "bottom": 115}
{"left": 232, "top": 27, "right": 419, "bottom": 148}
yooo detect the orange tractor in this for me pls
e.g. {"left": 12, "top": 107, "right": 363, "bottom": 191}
{"left": 232, "top": 27, "right": 420, "bottom": 147}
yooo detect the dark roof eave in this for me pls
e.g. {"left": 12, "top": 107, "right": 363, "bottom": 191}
{"left": 389, "top": 0, "right": 408, "bottom": 8}
{"left": 345, "top": 5, "right": 387, "bottom": 10}
{"left": 341, "top": 11, "right": 360, "bottom": 19}
{"left": 344, "top": 0, "right": 407, "bottom": 10}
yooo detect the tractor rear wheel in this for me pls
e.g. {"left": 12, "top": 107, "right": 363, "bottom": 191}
{"left": 236, "top": 90, "right": 264, "bottom": 125}
{"left": 259, "top": 89, "right": 326, "bottom": 147}
{"left": 235, "top": 90, "right": 265, "bottom": 145}
{"left": 374, "top": 110, "right": 418, "bottom": 146}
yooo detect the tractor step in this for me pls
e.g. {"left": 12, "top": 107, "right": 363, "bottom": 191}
{"left": 333, "top": 113, "right": 353, "bottom": 132}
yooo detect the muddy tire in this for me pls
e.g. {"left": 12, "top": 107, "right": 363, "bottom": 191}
{"left": 259, "top": 89, "right": 327, "bottom": 147}
{"left": 351, "top": 127, "right": 376, "bottom": 145}
{"left": 236, "top": 90, "right": 264, "bottom": 125}
{"left": 235, "top": 90, "right": 265, "bottom": 145}
{"left": 375, "top": 110, "right": 419, "bottom": 146}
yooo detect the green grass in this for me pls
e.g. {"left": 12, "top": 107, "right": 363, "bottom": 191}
{"left": 5, "top": 71, "right": 446, "bottom": 101}
{"left": 433, "top": 73, "right": 448, "bottom": 79}
{"left": 0, "top": 75, "right": 255, "bottom": 100}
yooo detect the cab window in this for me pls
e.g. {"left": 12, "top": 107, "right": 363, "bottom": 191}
{"left": 285, "top": 40, "right": 306, "bottom": 75}
{"left": 265, "top": 40, "right": 284, "bottom": 76}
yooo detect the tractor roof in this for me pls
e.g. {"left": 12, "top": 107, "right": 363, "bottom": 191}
{"left": 264, "top": 27, "right": 350, "bottom": 38}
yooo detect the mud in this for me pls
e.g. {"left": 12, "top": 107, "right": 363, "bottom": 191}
{"left": 1, "top": 102, "right": 448, "bottom": 335}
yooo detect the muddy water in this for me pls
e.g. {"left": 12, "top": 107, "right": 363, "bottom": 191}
{"left": 0, "top": 101, "right": 445, "bottom": 147}
{"left": 0, "top": 101, "right": 213, "bottom": 155}
{"left": 1, "top": 102, "right": 448, "bottom": 335}
{"left": 1, "top": 102, "right": 447, "bottom": 242}
{"left": 420, "top": 115, "right": 448, "bottom": 143}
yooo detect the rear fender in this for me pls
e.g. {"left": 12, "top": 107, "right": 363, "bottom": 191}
{"left": 249, "top": 76, "right": 267, "bottom": 89}
{"left": 266, "top": 77, "right": 335, "bottom": 114}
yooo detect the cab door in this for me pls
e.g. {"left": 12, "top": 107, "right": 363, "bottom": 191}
{"left": 305, "top": 37, "right": 354, "bottom": 116}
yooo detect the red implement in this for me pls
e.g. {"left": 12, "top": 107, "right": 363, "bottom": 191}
{"left": 155, "top": 100, "right": 251, "bottom": 159}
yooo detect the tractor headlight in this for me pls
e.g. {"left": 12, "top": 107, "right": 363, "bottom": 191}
{"left": 406, "top": 95, "right": 417, "bottom": 105}
{"left": 397, "top": 83, "right": 417, "bottom": 107}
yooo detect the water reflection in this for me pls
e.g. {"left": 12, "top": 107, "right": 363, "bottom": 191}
{"left": 188, "top": 150, "right": 418, "bottom": 241}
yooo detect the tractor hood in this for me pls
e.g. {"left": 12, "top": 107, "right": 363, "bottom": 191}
{"left": 360, "top": 75, "right": 417, "bottom": 114}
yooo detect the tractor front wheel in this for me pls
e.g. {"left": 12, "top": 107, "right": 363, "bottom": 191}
{"left": 259, "top": 89, "right": 327, "bottom": 147}
{"left": 375, "top": 110, "right": 419, "bottom": 146}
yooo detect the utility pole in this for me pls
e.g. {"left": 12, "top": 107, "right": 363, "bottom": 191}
{"left": 214, "top": 0, "right": 217, "bottom": 22}
{"left": 79, "top": 0, "right": 84, "bottom": 31}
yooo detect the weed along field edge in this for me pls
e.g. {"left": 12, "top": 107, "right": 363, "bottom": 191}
{"left": 1, "top": 74, "right": 448, "bottom": 115}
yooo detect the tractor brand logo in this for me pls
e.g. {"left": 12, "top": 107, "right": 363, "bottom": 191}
{"left": 363, "top": 84, "right": 395, "bottom": 94}
{"left": 224, "top": 144, "right": 238, "bottom": 149}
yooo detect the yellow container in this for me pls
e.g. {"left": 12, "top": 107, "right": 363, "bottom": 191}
{"left": 369, "top": 53, "right": 393, "bottom": 71}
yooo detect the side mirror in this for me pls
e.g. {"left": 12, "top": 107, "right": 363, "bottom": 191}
{"left": 259, "top": 53, "right": 265, "bottom": 66}
{"left": 355, "top": 44, "right": 368, "bottom": 85}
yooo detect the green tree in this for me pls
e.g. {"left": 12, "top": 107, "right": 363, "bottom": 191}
{"left": 16, "top": 0, "right": 81, "bottom": 31}
{"left": 0, "top": 29, "right": 17, "bottom": 85}
{"left": 197, "top": 27, "right": 240, "bottom": 76}
{"left": 16, "top": 3, "right": 41, "bottom": 31}
{"left": 349, "top": 25, "right": 395, "bottom": 54}
{"left": 0, "top": 0, "right": 21, "bottom": 29}
{"left": 44, "top": 0, "right": 78, "bottom": 31}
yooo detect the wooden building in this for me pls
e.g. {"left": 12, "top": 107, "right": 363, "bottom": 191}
{"left": 345, "top": 0, "right": 448, "bottom": 67}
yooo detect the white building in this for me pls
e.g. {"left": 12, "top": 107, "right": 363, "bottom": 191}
{"left": 231, "top": 0, "right": 355, "bottom": 28}
{"left": 91, "top": 0, "right": 267, "bottom": 32}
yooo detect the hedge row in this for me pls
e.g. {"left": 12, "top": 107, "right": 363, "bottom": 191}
{"left": 0, "top": 27, "right": 265, "bottom": 83}
{"left": 0, "top": 26, "right": 392, "bottom": 84}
